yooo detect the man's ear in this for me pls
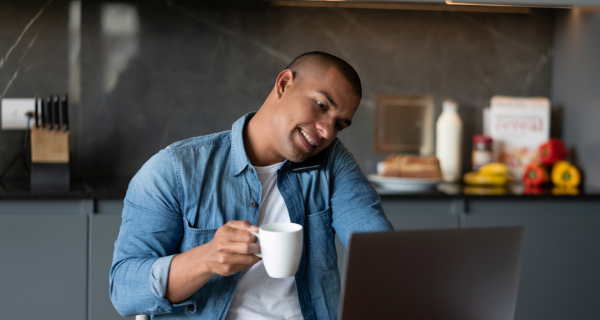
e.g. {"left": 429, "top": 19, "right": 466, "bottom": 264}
{"left": 275, "top": 69, "right": 295, "bottom": 99}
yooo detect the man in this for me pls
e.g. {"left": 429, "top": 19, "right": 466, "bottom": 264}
{"left": 110, "top": 51, "right": 393, "bottom": 319}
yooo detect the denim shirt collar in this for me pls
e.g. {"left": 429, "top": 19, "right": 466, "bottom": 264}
{"left": 230, "top": 111, "right": 291, "bottom": 176}
{"left": 230, "top": 112, "right": 256, "bottom": 176}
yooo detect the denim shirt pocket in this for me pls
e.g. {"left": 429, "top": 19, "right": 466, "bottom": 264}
{"left": 181, "top": 217, "right": 219, "bottom": 286}
{"left": 307, "top": 206, "right": 337, "bottom": 271}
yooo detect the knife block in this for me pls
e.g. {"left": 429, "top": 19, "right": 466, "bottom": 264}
{"left": 30, "top": 127, "right": 70, "bottom": 191}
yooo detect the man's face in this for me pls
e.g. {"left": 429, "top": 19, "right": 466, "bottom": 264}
{"left": 271, "top": 68, "right": 360, "bottom": 163}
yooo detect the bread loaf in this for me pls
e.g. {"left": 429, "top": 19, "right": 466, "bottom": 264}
{"left": 380, "top": 155, "right": 442, "bottom": 179}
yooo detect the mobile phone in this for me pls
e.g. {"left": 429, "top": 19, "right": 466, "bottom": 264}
{"left": 288, "top": 147, "right": 330, "bottom": 172}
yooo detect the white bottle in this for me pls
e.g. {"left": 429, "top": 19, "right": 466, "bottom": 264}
{"left": 436, "top": 99, "right": 463, "bottom": 182}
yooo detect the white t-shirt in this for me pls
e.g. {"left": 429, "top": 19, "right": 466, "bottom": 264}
{"left": 225, "top": 162, "right": 303, "bottom": 320}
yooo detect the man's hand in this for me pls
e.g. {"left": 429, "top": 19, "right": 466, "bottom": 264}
{"left": 166, "top": 220, "right": 260, "bottom": 303}
{"left": 204, "top": 220, "right": 261, "bottom": 276}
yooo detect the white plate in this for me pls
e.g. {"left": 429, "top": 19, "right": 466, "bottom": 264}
{"left": 368, "top": 174, "right": 442, "bottom": 191}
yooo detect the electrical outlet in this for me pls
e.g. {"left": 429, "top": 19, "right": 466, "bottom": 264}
{"left": 1, "top": 98, "right": 35, "bottom": 130}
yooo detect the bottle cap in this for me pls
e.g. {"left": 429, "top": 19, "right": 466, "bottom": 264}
{"left": 442, "top": 99, "right": 458, "bottom": 110}
{"left": 473, "top": 134, "right": 492, "bottom": 144}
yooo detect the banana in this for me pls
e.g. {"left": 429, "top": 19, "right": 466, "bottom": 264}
{"left": 477, "top": 162, "right": 514, "bottom": 182}
{"left": 463, "top": 172, "right": 508, "bottom": 186}
{"left": 478, "top": 162, "right": 509, "bottom": 176}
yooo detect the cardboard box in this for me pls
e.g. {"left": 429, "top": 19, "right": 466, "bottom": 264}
{"left": 489, "top": 96, "right": 550, "bottom": 180}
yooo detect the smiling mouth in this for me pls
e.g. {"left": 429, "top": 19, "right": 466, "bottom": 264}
{"left": 298, "top": 128, "right": 318, "bottom": 153}
{"left": 300, "top": 129, "right": 317, "bottom": 147}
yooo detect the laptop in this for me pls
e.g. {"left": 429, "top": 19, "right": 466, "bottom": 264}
{"left": 339, "top": 226, "right": 525, "bottom": 320}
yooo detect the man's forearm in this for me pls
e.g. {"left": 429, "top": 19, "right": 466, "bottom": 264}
{"left": 166, "top": 244, "right": 215, "bottom": 304}
{"left": 165, "top": 221, "right": 261, "bottom": 303}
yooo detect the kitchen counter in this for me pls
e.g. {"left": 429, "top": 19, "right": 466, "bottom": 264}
{"left": 1, "top": 178, "right": 599, "bottom": 200}
{"left": 377, "top": 182, "right": 600, "bottom": 200}
{"left": 0, "top": 178, "right": 129, "bottom": 199}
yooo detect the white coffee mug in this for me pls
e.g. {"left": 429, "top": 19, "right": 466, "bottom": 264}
{"left": 251, "top": 223, "right": 303, "bottom": 278}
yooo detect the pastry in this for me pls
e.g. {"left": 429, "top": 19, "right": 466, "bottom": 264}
{"left": 379, "top": 155, "right": 442, "bottom": 179}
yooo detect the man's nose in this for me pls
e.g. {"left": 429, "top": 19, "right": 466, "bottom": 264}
{"left": 316, "top": 119, "right": 335, "bottom": 141}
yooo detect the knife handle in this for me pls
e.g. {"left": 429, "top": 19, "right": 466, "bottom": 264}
{"left": 53, "top": 95, "right": 60, "bottom": 131}
{"left": 61, "top": 94, "right": 69, "bottom": 132}
{"left": 34, "top": 98, "right": 39, "bottom": 129}
{"left": 53, "top": 95, "right": 60, "bottom": 130}
{"left": 48, "top": 96, "right": 55, "bottom": 130}
{"left": 41, "top": 97, "right": 48, "bottom": 129}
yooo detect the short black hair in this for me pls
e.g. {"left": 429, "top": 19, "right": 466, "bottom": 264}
{"left": 285, "top": 51, "right": 362, "bottom": 99}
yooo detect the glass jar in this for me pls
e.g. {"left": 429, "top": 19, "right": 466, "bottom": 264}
{"left": 472, "top": 134, "right": 492, "bottom": 171}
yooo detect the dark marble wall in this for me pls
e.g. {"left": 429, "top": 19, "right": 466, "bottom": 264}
{"left": 0, "top": 0, "right": 553, "bottom": 181}
{"left": 552, "top": 8, "right": 600, "bottom": 188}
{"left": 0, "top": 0, "right": 71, "bottom": 178}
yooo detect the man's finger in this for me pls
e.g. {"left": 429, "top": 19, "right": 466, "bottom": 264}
{"left": 226, "top": 220, "right": 259, "bottom": 233}
{"left": 218, "top": 226, "right": 258, "bottom": 243}
{"left": 219, "top": 241, "right": 260, "bottom": 255}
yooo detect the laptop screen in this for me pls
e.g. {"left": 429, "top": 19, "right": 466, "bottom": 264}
{"left": 339, "top": 226, "right": 525, "bottom": 320}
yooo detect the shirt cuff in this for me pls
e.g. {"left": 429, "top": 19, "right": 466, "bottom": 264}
{"left": 149, "top": 254, "right": 195, "bottom": 314}
{"left": 150, "top": 254, "right": 176, "bottom": 299}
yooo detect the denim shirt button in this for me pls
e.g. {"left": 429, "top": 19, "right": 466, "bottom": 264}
{"left": 229, "top": 279, "right": 236, "bottom": 285}
{"left": 249, "top": 168, "right": 254, "bottom": 173}
{"left": 251, "top": 202, "right": 258, "bottom": 207}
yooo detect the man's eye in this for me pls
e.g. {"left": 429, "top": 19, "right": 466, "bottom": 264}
{"left": 317, "top": 101, "right": 326, "bottom": 111}
{"left": 336, "top": 124, "right": 344, "bottom": 132}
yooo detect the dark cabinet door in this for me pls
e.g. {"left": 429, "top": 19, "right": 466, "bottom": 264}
{"left": 382, "top": 199, "right": 460, "bottom": 231}
{"left": 463, "top": 200, "right": 600, "bottom": 320}
{"left": 0, "top": 215, "right": 87, "bottom": 320}
{"left": 89, "top": 201, "right": 134, "bottom": 320}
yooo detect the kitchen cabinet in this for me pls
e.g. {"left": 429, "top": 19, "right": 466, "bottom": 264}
{"left": 89, "top": 200, "right": 133, "bottom": 320}
{"left": 2, "top": 189, "right": 599, "bottom": 320}
{"left": 381, "top": 198, "right": 461, "bottom": 230}
{"left": 340, "top": 194, "right": 600, "bottom": 319}
{"left": 462, "top": 199, "right": 600, "bottom": 320}
{"left": 0, "top": 198, "right": 130, "bottom": 320}
{"left": 0, "top": 200, "right": 88, "bottom": 320}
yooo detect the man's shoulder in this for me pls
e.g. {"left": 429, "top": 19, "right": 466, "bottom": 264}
{"left": 326, "top": 138, "right": 349, "bottom": 159}
{"left": 325, "top": 138, "right": 360, "bottom": 174}
{"left": 165, "top": 130, "right": 232, "bottom": 152}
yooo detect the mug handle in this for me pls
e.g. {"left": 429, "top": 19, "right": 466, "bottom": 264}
{"left": 250, "top": 232, "right": 262, "bottom": 258}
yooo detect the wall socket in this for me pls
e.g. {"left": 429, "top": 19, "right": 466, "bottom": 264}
{"left": 1, "top": 98, "right": 35, "bottom": 130}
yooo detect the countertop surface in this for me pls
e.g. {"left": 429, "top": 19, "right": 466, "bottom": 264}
{"left": 0, "top": 179, "right": 129, "bottom": 200}
{"left": 1, "top": 178, "right": 599, "bottom": 200}
{"left": 376, "top": 182, "right": 600, "bottom": 200}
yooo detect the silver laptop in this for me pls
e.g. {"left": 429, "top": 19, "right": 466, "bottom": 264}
{"left": 339, "top": 226, "right": 525, "bottom": 320}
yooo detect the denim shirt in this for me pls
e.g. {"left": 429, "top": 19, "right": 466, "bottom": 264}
{"left": 110, "top": 113, "right": 393, "bottom": 319}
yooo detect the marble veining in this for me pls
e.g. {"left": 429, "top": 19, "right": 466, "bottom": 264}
{"left": 0, "top": 0, "right": 53, "bottom": 100}
{"left": 163, "top": 0, "right": 293, "bottom": 63}
{"left": 1, "top": 32, "right": 40, "bottom": 100}
{"left": 0, "top": 0, "right": 52, "bottom": 70}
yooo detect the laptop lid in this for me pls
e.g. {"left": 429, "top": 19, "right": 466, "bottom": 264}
{"left": 339, "top": 226, "right": 525, "bottom": 320}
